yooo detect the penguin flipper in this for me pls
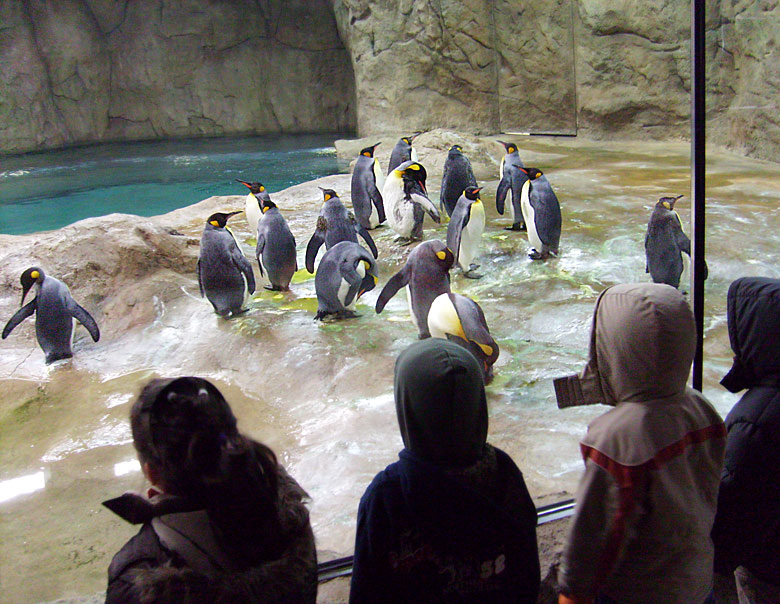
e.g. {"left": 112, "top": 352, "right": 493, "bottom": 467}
{"left": 255, "top": 233, "right": 266, "bottom": 278}
{"left": 69, "top": 302, "right": 101, "bottom": 342}
{"left": 375, "top": 269, "right": 408, "bottom": 313}
{"left": 496, "top": 175, "right": 510, "bottom": 215}
{"left": 356, "top": 223, "right": 378, "bottom": 259}
{"left": 675, "top": 226, "right": 692, "bottom": 257}
{"left": 410, "top": 192, "right": 440, "bottom": 223}
{"left": 370, "top": 186, "right": 386, "bottom": 224}
{"left": 231, "top": 248, "right": 256, "bottom": 294}
{"left": 305, "top": 222, "right": 326, "bottom": 273}
{"left": 2, "top": 299, "right": 37, "bottom": 339}
{"left": 446, "top": 206, "right": 470, "bottom": 266}
{"left": 197, "top": 258, "right": 205, "bottom": 297}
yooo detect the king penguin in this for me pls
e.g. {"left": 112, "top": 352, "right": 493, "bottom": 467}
{"left": 198, "top": 211, "right": 256, "bottom": 317}
{"left": 645, "top": 195, "right": 706, "bottom": 289}
{"left": 427, "top": 292, "right": 499, "bottom": 383}
{"left": 2, "top": 267, "right": 100, "bottom": 364}
{"left": 255, "top": 197, "right": 297, "bottom": 291}
{"left": 519, "top": 167, "right": 562, "bottom": 260}
{"left": 375, "top": 239, "right": 454, "bottom": 338}
{"left": 495, "top": 140, "right": 528, "bottom": 231}
{"left": 236, "top": 179, "right": 271, "bottom": 238}
{"left": 439, "top": 144, "right": 477, "bottom": 217}
{"left": 351, "top": 143, "right": 386, "bottom": 230}
{"left": 388, "top": 134, "right": 420, "bottom": 173}
{"left": 446, "top": 186, "right": 486, "bottom": 278}
{"left": 305, "top": 188, "right": 378, "bottom": 273}
{"left": 383, "top": 160, "right": 440, "bottom": 243}
{"left": 314, "top": 241, "right": 378, "bottom": 320}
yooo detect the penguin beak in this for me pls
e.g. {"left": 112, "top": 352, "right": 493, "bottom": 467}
{"left": 236, "top": 179, "right": 252, "bottom": 189}
{"left": 373, "top": 142, "right": 381, "bottom": 149}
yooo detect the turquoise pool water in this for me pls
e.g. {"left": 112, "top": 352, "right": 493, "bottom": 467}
{"left": 0, "top": 134, "right": 350, "bottom": 235}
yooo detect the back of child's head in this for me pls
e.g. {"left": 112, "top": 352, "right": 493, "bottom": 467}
{"left": 130, "top": 376, "right": 286, "bottom": 566}
{"left": 394, "top": 338, "right": 488, "bottom": 468}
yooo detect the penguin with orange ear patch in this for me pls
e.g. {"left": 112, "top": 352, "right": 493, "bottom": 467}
{"left": 375, "top": 240, "right": 454, "bottom": 338}
{"left": 2, "top": 267, "right": 100, "bottom": 364}
{"left": 198, "top": 211, "right": 255, "bottom": 317}
{"left": 427, "top": 292, "right": 499, "bottom": 383}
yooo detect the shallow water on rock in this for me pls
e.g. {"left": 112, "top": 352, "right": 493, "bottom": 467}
{"left": 1, "top": 137, "right": 779, "bottom": 603}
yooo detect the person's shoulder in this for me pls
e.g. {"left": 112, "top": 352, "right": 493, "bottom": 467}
{"left": 359, "top": 460, "right": 403, "bottom": 505}
{"left": 108, "top": 522, "right": 168, "bottom": 582}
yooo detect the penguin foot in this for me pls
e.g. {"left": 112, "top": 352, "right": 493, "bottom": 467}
{"left": 463, "top": 269, "right": 483, "bottom": 279}
{"left": 528, "top": 249, "right": 545, "bottom": 260}
{"left": 264, "top": 284, "right": 287, "bottom": 291}
{"left": 338, "top": 310, "right": 360, "bottom": 319}
{"left": 505, "top": 223, "right": 526, "bottom": 232}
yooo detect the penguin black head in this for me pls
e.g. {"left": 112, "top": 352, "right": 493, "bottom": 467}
{"left": 426, "top": 241, "right": 455, "bottom": 270}
{"left": 464, "top": 186, "right": 482, "bottom": 201}
{"left": 498, "top": 140, "right": 518, "bottom": 155}
{"left": 657, "top": 195, "right": 684, "bottom": 210}
{"left": 206, "top": 211, "right": 241, "bottom": 228}
{"left": 360, "top": 143, "right": 381, "bottom": 158}
{"left": 260, "top": 198, "right": 278, "bottom": 213}
{"left": 318, "top": 187, "right": 339, "bottom": 202}
{"left": 19, "top": 266, "right": 44, "bottom": 305}
{"left": 522, "top": 167, "right": 543, "bottom": 180}
{"left": 399, "top": 162, "right": 428, "bottom": 195}
{"left": 449, "top": 145, "right": 463, "bottom": 154}
{"left": 236, "top": 179, "right": 265, "bottom": 195}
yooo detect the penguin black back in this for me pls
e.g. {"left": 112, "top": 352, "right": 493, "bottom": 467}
{"left": 495, "top": 140, "right": 528, "bottom": 231}
{"left": 645, "top": 195, "right": 699, "bottom": 289}
{"left": 388, "top": 134, "right": 419, "bottom": 173}
{"left": 440, "top": 145, "right": 477, "bottom": 217}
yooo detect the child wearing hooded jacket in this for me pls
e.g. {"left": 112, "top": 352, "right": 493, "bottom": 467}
{"left": 554, "top": 283, "right": 726, "bottom": 604}
{"left": 349, "top": 338, "right": 540, "bottom": 604}
{"left": 712, "top": 277, "right": 780, "bottom": 604}
{"left": 103, "top": 377, "right": 317, "bottom": 604}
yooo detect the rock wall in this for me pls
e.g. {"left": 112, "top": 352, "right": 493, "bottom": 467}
{"left": 0, "top": 0, "right": 356, "bottom": 153}
{"left": 3, "top": 1, "right": 780, "bottom": 161}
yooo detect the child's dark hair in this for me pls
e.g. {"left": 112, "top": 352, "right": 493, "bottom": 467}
{"left": 131, "top": 377, "right": 285, "bottom": 566}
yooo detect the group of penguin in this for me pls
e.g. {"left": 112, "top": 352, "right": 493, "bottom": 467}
{"left": 194, "top": 136, "right": 564, "bottom": 381}
{"left": 2, "top": 135, "right": 698, "bottom": 375}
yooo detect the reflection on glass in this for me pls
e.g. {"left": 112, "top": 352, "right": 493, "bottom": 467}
{"left": 114, "top": 459, "right": 141, "bottom": 477}
{"left": 0, "top": 471, "right": 46, "bottom": 504}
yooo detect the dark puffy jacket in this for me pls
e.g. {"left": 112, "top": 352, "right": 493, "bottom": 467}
{"left": 349, "top": 445, "right": 540, "bottom": 604}
{"left": 712, "top": 276, "right": 780, "bottom": 586}
{"left": 104, "top": 465, "right": 317, "bottom": 604}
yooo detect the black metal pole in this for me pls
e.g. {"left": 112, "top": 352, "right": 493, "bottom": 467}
{"left": 691, "top": 0, "right": 706, "bottom": 391}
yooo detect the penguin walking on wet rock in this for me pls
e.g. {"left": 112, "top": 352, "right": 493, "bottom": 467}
{"left": 351, "top": 143, "right": 386, "bottom": 230}
{"left": 427, "top": 292, "right": 499, "bottom": 383}
{"left": 305, "top": 188, "right": 378, "bottom": 273}
{"left": 383, "top": 161, "right": 440, "bottom": 243}
{"left": 255, "top": 197, "right": 297, "bottom": 291}
{"left": 440, "top": 145, "right": 477, "bottom": 218}
{"left": 375, "top": 239, "right": 454, "bottom": 338}
{"left": 446, "top": 186, "right": 486, "bottom": 278}
{"left": 198, "top": 211, "right": 256, "bottom": 317}
{"left": 314, "top": 241, "right": 378, "bottom": 320}
{"left": 495, "top": 140, "right": 528, "bottom": 231}
{"left": 519, "top": 167, "right": 561, "bottom": 260}
{"left": 645, "top": 195, "right": 706, "bottom": 289}
{"left": 388, "top": 134, "right": 420, "bottom": 173}
{"left": 236, "top": 179, "right": 271, "bottom": 238}
{"left": 2, "top": 267, "right": 100, "bottom": 364}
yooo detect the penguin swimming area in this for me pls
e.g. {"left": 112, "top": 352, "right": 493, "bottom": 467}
{"left": 1, "top": 134, "right": 780, "bottom": 602}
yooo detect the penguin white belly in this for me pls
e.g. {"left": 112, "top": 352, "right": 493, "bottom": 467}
{"left": 257, "top": 255, "right": 271, "bottom": 289}
{"left": 406, "top": 285, "right": 418, "bottom": 330}
{"left": 411, "top": 147, "right": 419, "bottom": 163}
{"left": 427, "top": 294, "right": 464, "bottom": 340}
{"left": 245, "top": 194, "right": 261, "bottom": 238}
{"left": 373, "top": 159, "right": 385, "bottom": 195}
{"left": 368, "top": 204, "right": 379, "bottom": 229}
{"left": 680, "top": 251, "right": 691, "bottom": 290}
{"left": 338, "top": 277, "right": 352, "bottom": 309}
{"left": 507, "top": 190, "right": 515, "bottom": 221}
{"left": 383, "top": 176, "right": 405, "bottom": 235}
{"left": 395, "top": 202, "right": 417, "bottom": 238}
{"left": 458, "top": 202, "right": 485, "bottom": 270}
{"left": 520, "top": 182, "right": 542, "bottom": 252}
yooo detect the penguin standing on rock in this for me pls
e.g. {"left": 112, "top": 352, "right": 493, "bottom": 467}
{"left": 375, "top": 239, "right": 454, "bottom": 338}
{"left": 645, "top": 195, "right": 706, "bottom": 289}
{"left": 446, "top": 186, "right": 486, "bottom": 278}
{"left": 2, "top": 267, "right": 100, "bottom": 364}
{"left": 519, "top": 167, "right": 561, "bottom": 260}
{"left": 427, "top": 292, "right": 499, "bottom": 383}
{"left": 198, "top": 211, "right": 256, "bottom": 317}
{"left": 314, "top": 241, "right": 378, "bottom": 320}
{"left": 383, "top": 161, "right": 440, "bottom": 243}
{"left": 495, "top": 140, "right": 528, "bottom": 231}
{"left": 305, "top": 188, "right": 378, "bottom": 273}
{"left": 439, "top": 145, "right": 477, "bottom": 217}
{"left": 236, "top": 179, "right": 271, "bottom": 238}
{"left": 351, "top": 143, "right": 386, "bottom": 230}
{"left": 255, "top": 198, "right": 297, "bottom": 291}
{"left": 388, "top": 134, "right": 420, "bottom": 173}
